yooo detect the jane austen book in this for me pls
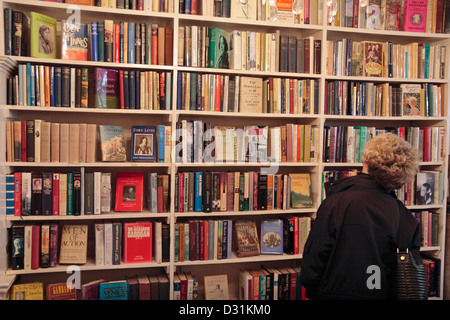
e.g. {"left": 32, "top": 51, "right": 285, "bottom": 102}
{"left": 30, "top": 12, "right": 57, "bottom": 59}
{"left": 131, "top": 126, "right": 157, "bottom": 162}
{"left": 98, "top": 125, "right": 126, "bottom": 161}
{"left": 59, "top": 224, "right": 88, "bottom": 264}
{"left": 233, "top": 219, "right": 260, "bottom": 257}
{"left": 115, "top": 172, "right": 144, "bottom": 211}
{"left": 123, "top": 222, "right": 153, "bottom": 263}
{"left": 61, "top": 21, "right": 88, "bottom": 60}
{"left": 95, "top": 68, "right": 119, "bottom": 109}
{"left": 289, "top": 173, "right": 313, "bottom": 208}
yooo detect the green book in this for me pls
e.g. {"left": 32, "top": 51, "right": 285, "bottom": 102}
{"left": 97, "top": 21, "right": 105, "bottom": 62}
{"left": 145, "top": 23, "right": 152, "bottom": 64}
{"left": 67, "top": 172, "right": 73, "bottom": 215}
{"left": 208, "top": 27, "right": 230, "bottom": 69}
{"left": 30, "top": 12, "right": 57, "bottom": 59}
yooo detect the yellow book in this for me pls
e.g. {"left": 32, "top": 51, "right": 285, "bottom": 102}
{"left": 11, "top": 282, "right": 44, "bottom": 300}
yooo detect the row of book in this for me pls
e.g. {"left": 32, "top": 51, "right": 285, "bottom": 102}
{"left": 177, "top": 73, "right": 319, "bottom": 115}
{"left": 94, "top": 221, "right": 169, "bottom": 265}
{"left": 423, "top": 256, "right": 441, "bottom": 298}
{"left": 9, "top": 273, "right": 172, "bottom": 300}
{"left": 174, "top": 171, "right": 313, "bottom": 214}
{"left": 37, "top": 0, "right": 175, "bottom": 12}
{"left": 412, "top": 211, "right": 440, "bottom": 247}
{"left": 174, "top": 217, "right": 310, "bottom": 263}
{"left": 185, "top": 0, "right": 322, "bottom": 26}
{"left": 239, "top": 265, "right": 306, "bottom": 300}
{"left": 174, "top": 122, "right": 320, "bottom": 164}
{"left": 7, "top": 65, "right": 172, "bottom": 111}
{"left": 322, "top": 126, "right": 446, "bottom": 163}
{"left": 5, "top": 170, "right": 170, "bottom": 216}
{"left": 327, "top": 39, "right": 446, "bottom": 79}
{"left": 325, "top": 81, "right": 445, "bottom": 117}
{"left": 329, "top": 0, "right": 450, "bottom": 34}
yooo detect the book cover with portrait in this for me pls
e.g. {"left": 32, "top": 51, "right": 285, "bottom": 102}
{"left": 115, "top": 172, "right": 144, "bottom": 211}
{"left": 131, "top": 126, "right": 156, "bottom": 162}
{"left": 30, "top": 12, "right": 57, "bottom": 59}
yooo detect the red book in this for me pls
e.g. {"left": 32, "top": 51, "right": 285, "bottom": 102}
{"left": 179, "top": 273, "right": 188, "bottom": 300}
{"left": 421, "top": 127, "right": 431, "bottom": 162}
{"left": 191, "top": 0, "right": 197, "bottom": 14}
{"left": 352, "top": 0, "right": 359, "bottom": 28}
{"left": 403, "top": 0, "right": 427, "bottom": 32}
{"left": 21, "top": 121, "right": 26, "bottom": 162}
{"left": 199, "top": 220, "right": 205, "bottom": 260}
{"left": 52, "top": 173, "right": 59, "bottom": 215}
{"left": 164, "top": 27, "right": 173, "bottom": 66}
{"left": 14, "top": 172, "right": 21, "bottom": 216}
{"left": 31, "top": 225, "right": 40, "bottom": 269}
{"left": 157, "top": 175, "right": 164, "bottom": 213}
{"left": 436, "top": 0, "right": 445, "bottom": 33}
{"left": 289, "top": 78, "right": 294, "bottom": 114}
{"left": 114, "top": 172, "right": 144, "bottom": 211}
{"left": 119, "top": 70, "right": 125, "bottom": 109}
{"left": 289, "top": 269, "right": 297, "bottom": 300}
{"left": 114, "top": 24, "right": 120, "bottom": 63}
{"left": 151, "top": 25, "right": 158, "bottom": 64}
{"left": 203, "top": 221, "right": 209, "bottom": 259}
{"left": 123, "top": 222, "right": 153, "bottom": 263}
{"left": 215, "top": 75, "right": 221, "bottom": 111}
{"left": 178, "top": 172, "right": 184, "bottom": 212}
{"left": 296, "top": 124, "right": 302, "bottom": 162}
{"left": 189, "top": 221, "right": 196, "bottom": 260}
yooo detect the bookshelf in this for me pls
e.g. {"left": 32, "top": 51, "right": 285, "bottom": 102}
{"left": 0, "top": 0, "right": 448, "bottom": 301}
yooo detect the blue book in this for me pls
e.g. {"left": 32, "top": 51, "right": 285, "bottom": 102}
{"left": 158, "top": 125, "right": 165, "bottom": 162}
{"left": 128, "top": 22, "right": 135, "bottom": 64}
{"left": 184, "top": 0, "right": 191, "bottom": 14}
{"left": 30, "top": 64, "right": 36, "bottom": 106}
{"left": 222, "top": 220, "right": 228, "bottom": 259}
{"left": 194, "top": 172, "right": 202, "bottom": 212}
{"left": 26, "top": 63, "right": 31, "bottom": 106}
{"left": 176, "top": 73, "right": 182, "bottom": 110}
{"left": 227, "top": 219, "right": 232, "bottom": 258}
{"left": 130, "top": 125, "right": 156, "bottom": 162}
{"left": 90, "top": 22, "right": 98, "bottom": 61}
{"left": 123, "top": 70, "right": 129, "bottom": 109}
{"left": 6, "top": 174, "right": 14, "bottom": 215}
{"left": 129, "top": 71, "right": 135, "bottom": 109}
{"left": 135, "top": 71, "right": 140, "bottom": 109}
{"left": 4, "top": 8, "right": 12, "bottom": 56}
{"left": 260, "top": 219, "right": 284, "bottom": 254}
{"left": 54, "top": 67, "right": 62, "bottom": 107}
{"left": 50, "top": 66, "right": 55, "bottom": 107}
{"left": 120, "top": 21, "right": 124, "bottom": 63}
{"left": 99, "top": 281, "right": 128, "bottom": 300}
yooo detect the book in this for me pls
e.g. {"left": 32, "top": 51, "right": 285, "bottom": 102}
{"left": 362, "top": 41, "right": 383, "bottom": 77}
{"left": 115, "top": 172, "right": 144, "bottom": 211}
{"left": 289, "top": 173, "right": 313, "bottom": 208}
{"left": 239, "top": 77, "right": 263, "bottom": 113}
{"left": 416, "top": 171, "right": 436, "bottom": 205}
{"left": 11, "top": 282, "right": 44, "bottom": 300}
{"left": 99, "top": 280, "right": 128, "bottom": 300}
{"left": 208, "top": 27, "right": 230, "bottom": 68}
{"left": 131, "top": 126, "right": 157, "bottom": 161}
{"left": 61, "top": 21, "right": 88, "bottom": 60}
{"left": 46, "top": 283, "right": 77, "bottom": 300}
{"left": 94, "top": 68, "right": 119, "bottom": 108}
{"left": 203, "top": 274, "right": 229, "bottom": 300}
{"left": 233, "top": 219, "right": 260, "bottom": 257}
{"left": 230, "top": 0, "right": 257, "bottom": 19}
{"left": 98, "top": 125, "right": 126, "bottom": 161}
{"left": 261, "top": 219, "right": 284, "bottom": 254}
{"left": 81, "top": 279, "right": 105, "bottom": 300}
{"left": 403, "top": 0, "right": 428, "bottom": 32}
{"left": 30, "top": 12, "right": 57, "bottom": 59}
{"left": 400, "top": 84, "right": 421, "bottom": 116}
{"left": 123, "top": 222, "right": 153, "bottom": 263}
{"left": 58, "top": 224, "right": 88, "bottom": 264}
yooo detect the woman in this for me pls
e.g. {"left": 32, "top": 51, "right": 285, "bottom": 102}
{"left": 299, "top": 133, "right": 423, "bottom": 299}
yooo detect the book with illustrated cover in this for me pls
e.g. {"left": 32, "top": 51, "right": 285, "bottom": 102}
{"left": 30, "top": 12, "right": 57, "bottom": 59}
{"left": 208, "top": 27, "right": 230, "bottom": 69}
{"left": 416, "top": 171, "right": 436, "bottom": 205}
{"left": 11, "top": 282, "right": 44, "bottom": 300}
{"left": 59, "top": 224, "right": 88, "bottom": 264}
{"left": 366, "top": 0, "right": 382, "bottom": 30}
{"left": 230, "top": 0, "right": 257, "bottom": 20}
{"left": 403, "top": 0, "right": 427, "bottom": 32}
{"left": 204, "top": 275, "right": 229, "bottom": 300}
{"left": 261, "top": 219, "right": 284, "bottom": 254}
{"left": 61, "top": 21, "right": 88, "bottom": 61}
{"left": 362, "top": 41, "right": 383, "bottom": 77}
{"left": 233, "top": 219, "right": 260, "bottom": 257}
{"left": 98, "top": 125, "right": 126, "bottom": 162}
{"left": 385, "top": 0, "right": 401, "bottom": 31}
{"left": 400, "top": 84, "right": 421, "bottom": 116}
{"left": 289, "top": 173, "right": 313, "bottom": 208}
{"left": 131, "top": 126, "right": 157, "bottom": 162}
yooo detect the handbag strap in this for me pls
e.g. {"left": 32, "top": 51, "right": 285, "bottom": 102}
{"left": 396, "top": 199, "right": 408, "bottom": 251}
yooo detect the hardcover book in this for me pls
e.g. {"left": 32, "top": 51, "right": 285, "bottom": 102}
{"left": 131, "top": 126, "right": 157, "bottom": 162}
{"left": 362, "top": 41, "right": 383, "bottom": 77}
{"left": 261, "top": 219, "right": 284, "bottom": 254}
{"left": 123, "top": 222, "right": 153, "bottom": 263}
{"left": 230, "top": 0, "right": 257, "bottom": 20}
{"left": 99, "top": 281, "right": 128, "bottom": 300}
{"left": 81, "top": 279, "right": 105, "bottom": 300}
{"left": 115, "top": 172, "right": 144, "bottom": 211}
{"left": 233, "top": 219, "right": 260, "bottom": 257}
{"left": 403, "top": 0, "right": 427, "bottom": 32}
{"left": 239, "top": 77, "right": 263, "bottom": 113}
{"left": 208, "top": 27, "right": 230, "bottom": 69}
{"left": 58, "top": 224, "right": 88, "bottom": 264}
{"left": 95, "top": 68, "right": 119, "bottom": 108}
{"left": 385, "top": 0, "right": 401, "bottom": 31}
{"left": 98, "top": 125, "right": 126, "bottom": 162}
{"left": 61, "top": 21, "right": 88, "bottom": 60}
{"left": 204, "top": 274, "right": 229, "bottom": 300}
{"left": 416, "top": 171, "right": 436, "bottom": 205}
{"left": 366, "top": 0, "right": 382, "bottom": 29}
{"left": 30, "top": 12, "right": 57, "bottom": 59}
{"left": 11, "top": 282, "right": 44, "bottom": 300}
{"left": 400, "top": 84, "right": 421, "bottom": 116}
{"left": 46, "top": 283, "right": 77, "bottom": 300}
{"left": 289, "top": 173, "right": 313, "bottom": 208}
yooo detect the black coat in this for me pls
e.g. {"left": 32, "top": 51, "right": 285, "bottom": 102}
{"left": 299, "top": 173, "right": 421, "bottom": 300}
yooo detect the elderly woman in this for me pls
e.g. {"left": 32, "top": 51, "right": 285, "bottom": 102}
{"left": 299, "top": 133, "right": 423, "bottom": 299}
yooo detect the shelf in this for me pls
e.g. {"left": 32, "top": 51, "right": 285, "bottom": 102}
{"left": 174, "top": 252, "right": 302, "bottom": 267}
{"left": 2, "top": 105, "right": 173, "bottom": 115}
{"left": 175, "top": 208, "right": 316, "bottom": 219}
{"left": 326, "top": 25, "right": 450, "bottom": 40}
{"left": 3, "top": 161, "right": 171, "bottom": 168}
{"left": 175, "top": 162, "right": 318, "bottom": 168}
{"left": 175, "top": 110, "right": 318, "bottom": 119}
{"left": 325, "top": 75, "right": 447, "bottom": 84}
{"left": 323, "top": 115, "right": 448, "bottom": 121}
{"left": 6, "top": 260, "right": 170, "bottom": 275}
{"left": 6, "top": 211, "right": 170, "bottom": 222}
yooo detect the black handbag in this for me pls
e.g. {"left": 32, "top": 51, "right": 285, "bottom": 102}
{"left": 390, "top": 200, "right": 428, "bottom": 300}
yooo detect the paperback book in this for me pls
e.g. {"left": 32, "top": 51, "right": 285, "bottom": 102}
{"left": 98, "top": 125, "right": 126, "bottom": 162}
{"left": 30, "top": 12, "right": 57, "bottom": 59}
{"left": 61, "top": 21, "right": 88, "bottom": 60}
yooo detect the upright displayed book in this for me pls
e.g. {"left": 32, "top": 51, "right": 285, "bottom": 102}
{"left": 59, "top": 225, "right": 88, "bottom": 264}
{"left": 115, "top": 172, "right": 144, "bottom": 211}
{"left": 94, "top": 68, "right": 119, "bottom": 108}
{"left": 208, "top": 27, "right": 230, "bottom": 68}
{"left": 61, "top": 21, "right": 88, "bottom": 60}
{"left": 403, "top": 0, "right": 428, "bottom": 32}
{"left": 30, "top": 12, "right": 57, "bottom": 59}
{"left": 233, "top": 219, "right": 260, "bottom": 257}
{"left": 289, "top": 173, "right": 313, "bottom": 208}
{"left": 131, "top": 126, "right": 157, "bottom": 161}
{"left": 98, "top": 125, "right": 126, "bottom": 161}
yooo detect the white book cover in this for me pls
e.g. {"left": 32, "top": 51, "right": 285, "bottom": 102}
{"left": 94, "top": 172, "right": 101, "bottom": 215}
{"left": 95, "top": 223, "right": 105, "bottom": 265}
{"left": 104, "top": 222, "right": 112, "bottom": 265}
{"left": 21, "top": 172, "right": 32, "bottom": 215}
{"left": 24, "top": 225, "right": 32, "bottom": 270}
{"left": 229, "top": 30, "right": 242, "bottom": 70}
{"left": 153, "top": 221, "right": 162, "bottom": 263}
{"left": 100, "top": 172, "right": 111, "bottom": 213}
{"left": 230, "top": 0, "right": 257, "bottom": 19}
{"left": 59, "top": 173, "right": 67, "bottom": 215}
{"left": 191, "top": 25, "right": 198, "bottom": 67}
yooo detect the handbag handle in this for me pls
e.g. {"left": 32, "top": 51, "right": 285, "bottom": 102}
{"left": 396, "top": 199, "right": 408, "bottom": 252}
